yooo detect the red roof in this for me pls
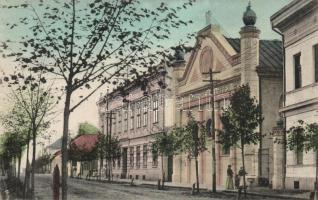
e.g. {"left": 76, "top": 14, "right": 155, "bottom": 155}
{"left": 70, "top": 134, "right": 99, "bottom": 153}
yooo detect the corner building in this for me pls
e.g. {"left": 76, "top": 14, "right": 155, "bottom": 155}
{"left": 271, "top": 0, "right": 318, "bottom": 190}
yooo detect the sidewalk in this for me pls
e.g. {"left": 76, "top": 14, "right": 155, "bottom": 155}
{"left": 80, "top": 176, "right": 310, "bottom": 200}
{"left": 224, "top": 187, "right": 310, "bottom": 200}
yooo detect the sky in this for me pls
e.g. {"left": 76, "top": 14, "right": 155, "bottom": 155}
{"left": 0, "top": 0, "right": 292, "bottom": 147}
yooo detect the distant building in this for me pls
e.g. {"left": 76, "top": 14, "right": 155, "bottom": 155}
{"left": 171, "top": 3, "right": 283, "bottom": 189}
{"left": 69, "top": 134, "right": 99, "bottom": 178}
{"left": 97, "top": 70, "right": 173, "bottom": 181}
{"left": 271, "top": 0, "right": 318, "bottom": 190}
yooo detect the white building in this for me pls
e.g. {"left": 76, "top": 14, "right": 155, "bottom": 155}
{"left": 271, "top": 0, "right": 318, "bottom": 190}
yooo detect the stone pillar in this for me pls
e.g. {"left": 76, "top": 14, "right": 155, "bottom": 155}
{"left": 272, "top": 125, "right": 284, "bottom": 189}
{"left": 239, "top": 6, "right": 261, "bottom": 182}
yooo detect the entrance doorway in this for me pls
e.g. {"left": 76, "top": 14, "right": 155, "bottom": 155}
{"left": 167, "top": 155, "right": 173, "bottom": 182}
{"left": 122, "top": 148, "right": 128, "bottom": 179}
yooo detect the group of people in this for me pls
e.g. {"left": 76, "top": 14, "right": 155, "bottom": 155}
{"left": 225, "top": 165, "right": 247, "bottom": 190}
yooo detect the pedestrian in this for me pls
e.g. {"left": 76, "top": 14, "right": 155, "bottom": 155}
{"left": 225, "top": 165, "right": 234, "bottom": 189}
{"left": 237, "top": 166, "right": 247, "bottom": 199}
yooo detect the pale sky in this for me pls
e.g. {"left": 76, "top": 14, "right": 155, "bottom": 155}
{"left": 0, "top": 0, "right": 292, "bottom": 146}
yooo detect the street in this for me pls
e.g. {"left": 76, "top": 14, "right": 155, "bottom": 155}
{"left": 33, "top": 174, "right": 293, "bottom": 200}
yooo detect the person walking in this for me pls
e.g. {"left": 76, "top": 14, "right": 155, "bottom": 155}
{"left": 226, "top": 165, "right": 234, "bottom": 189}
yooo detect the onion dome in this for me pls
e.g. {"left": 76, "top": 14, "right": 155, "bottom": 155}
{"left": 243, "top": 1, "right": 257, "bottom": 26}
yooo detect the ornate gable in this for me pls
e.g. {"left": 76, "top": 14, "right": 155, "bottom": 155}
{"left": 178, "top": 27, "right": 239, "bottom": 92}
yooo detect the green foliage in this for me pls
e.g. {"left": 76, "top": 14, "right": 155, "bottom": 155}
{"left": 152, "top": 131, "right": 180, "bottom": 158}
{"left": 34, "top": 153, "right": 51, "bottom": 170}
{"left": 173, "top": 112, "right": 207, "bottom": 159}
{"left": 78, "top": 122, "right": 99, "bottom": 135}
{"left": 287, "top": 120, "right": 318, "bottom": 152}
{"left": 0, "top": 132, "right": 26, "bottom": 166}
{"left": 104, "top": 135, "right": 121, "bottom": 161}
{"left": 218, "top": 84, "right": 263, "bottom": 150}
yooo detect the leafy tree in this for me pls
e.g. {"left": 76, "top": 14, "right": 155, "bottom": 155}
{"left": 1, "top": 1, "right": 195, "bottom": 198}
{"left": 104, "top": 135, "right": 121, "bottom": 181}
{"left": 0, "top": 132, "right": 26, "bottom": 177}
{"left": 2, "top": 71, "right": 56, "bottom": 198}
{"left": 287, "top": 121, "right": 318, "bottom": 199}
{"left": 218, "top": 84, "right": 263, "bottom": 196}
{"left": 34, "top": 153, "right": 51, "bottom": 173}
{"left": 173, "top": 112, "right": 207, "bottom": 193}
{"left": 152, "top": 131, "right": 180, "bottom": 189}
{"left": 78, "top": 122, "right": 100, "bottom": 135}
{"left": 0, "top": 105, "right": 30, "bottom": 180}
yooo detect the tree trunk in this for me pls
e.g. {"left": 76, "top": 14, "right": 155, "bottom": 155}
{"left": 99, "top": 157, "right": 103, "bottom": 180}
{"left": 62, "top": 91, "right": 72, "bottom": 200}
{"left": 24, "top": 129, "right": 31, "bottom": 199}
{"left": 161, "top": 155, "right": 165, "bottom": 190}
{"left": 31, "top": 127, "right": 37, "bottom": 198}
{"left": 18, "top": 151, "right": 22, "bottom": 180}
{"left": 195, "top": 156, "right": 200, "bottom": 193}
{"left": 315, "top": 150, "right": 318, "bottom": 200}
{"left": 241, "top": 144, "right": 247, "bottom": 198}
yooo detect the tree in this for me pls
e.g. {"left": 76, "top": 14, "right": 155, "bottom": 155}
{"left": 0, "top": 105, "right": 30, "bottom": 180}
{"left": 1, "top": 1, "right": 195, "bottom": 198}
{"left": 78, "top": 122, "right": 99, "bottom": 135}
{"left": 218, "top": 84, "right": 263, "bottom": 197}
{"left": 173, "top": 112, "right": 207, "bottom": 194}
{"left": 287, "top": 121, "right": 318, "bottom": 200}
{"left": 152, "top": 131, "right": 180, "bottom": 189}
{"left": 0, "top": 132, "right": 26, "bottom": 177}
{"left": 104, "top": 135, "right": 121, "bottom": 181}
{"left": 2, "top": 71, "right": 56, "bottom": 198}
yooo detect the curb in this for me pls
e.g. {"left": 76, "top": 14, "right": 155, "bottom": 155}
{"left": 223, "top": 190, "right": 309, "bottom": 200}
{"left": 71, "top": 177, "right": 309, "bottom": 200}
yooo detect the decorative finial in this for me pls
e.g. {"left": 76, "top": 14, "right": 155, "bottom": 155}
{"left": 243, "top": 1, "right": 257, "bottom": 26}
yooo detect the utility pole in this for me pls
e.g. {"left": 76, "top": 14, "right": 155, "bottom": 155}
{"left": 203, "top": 68, "right": 220, "bottom": 193}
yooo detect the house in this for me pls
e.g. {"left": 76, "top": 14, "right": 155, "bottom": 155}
{"left": 271, "top": 0, "right": 318, "bottom": 190}
{"left": 69, "top": 134, "right": 99, "bottom": 179}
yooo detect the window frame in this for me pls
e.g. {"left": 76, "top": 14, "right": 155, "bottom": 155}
{"left": 294, "top": 53, "right": 302, "bottom": 89}
{"left": 153, "top": 94, "right": 159, "bottom": 124}
{"left": 314, "top": 44, "right": 318, "bottom": 83}
{"left": 143, "top": 144, "right": 148, "bottom": 168}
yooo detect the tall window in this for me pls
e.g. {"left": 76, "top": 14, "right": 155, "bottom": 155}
{"left": 314, "top": 44, "right": 318, "bottom": 82}
{"left": 118, "top": 110, "right": 122, "bottom": 134}
{"left": 296, "top": 149, "right": 303, "bottom": 165}
{"left": 137, "top": 103, "right": 141, "bottom": 128}
{"left": 153, "top": 94, "right": 159, "bottom": 123}
{"left": 129, "top": 147, "right": 134, "bottom": 168}
{"left": 112, "top": 111, "right": 116, "bottom": 134}
{"left": 294, "top": 53, "right": 302, "bottom": 89}
{"left": 124, "top": 108, "right": 128, "bottom": 132}
{"left": 152, "top": 144, "right": 158, "bottom": 167}
{"left": 117, "top": 157, "right": 121, "bottom": 169}
{"left": 130, "top": 104, "right": 134, "bottom": 130}
{"left": 143, "top": 144, "right": 148, "bottom": 168}
{"left": 142, "top": 99, "right": 148, "bottom": 127}
{"left": 136, "top": 146, "right": 141, "bottom": 169}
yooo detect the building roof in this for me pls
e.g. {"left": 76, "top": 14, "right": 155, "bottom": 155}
{"left": 70, "top": 134, "right": 99, "bottom": 153}
{"left": 47, "top": 137, "right": 62, "bottom": 150}
{"left": 225, "top": 37, "right": 283, "bottom": 72}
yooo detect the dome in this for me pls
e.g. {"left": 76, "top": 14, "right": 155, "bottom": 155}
{"left": 243, "top": 1, "right": 257, "bottom": 26}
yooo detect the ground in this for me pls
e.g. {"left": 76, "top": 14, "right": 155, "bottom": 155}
{"left": 31, "top": 174, "right": 300, "bottom": 200}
